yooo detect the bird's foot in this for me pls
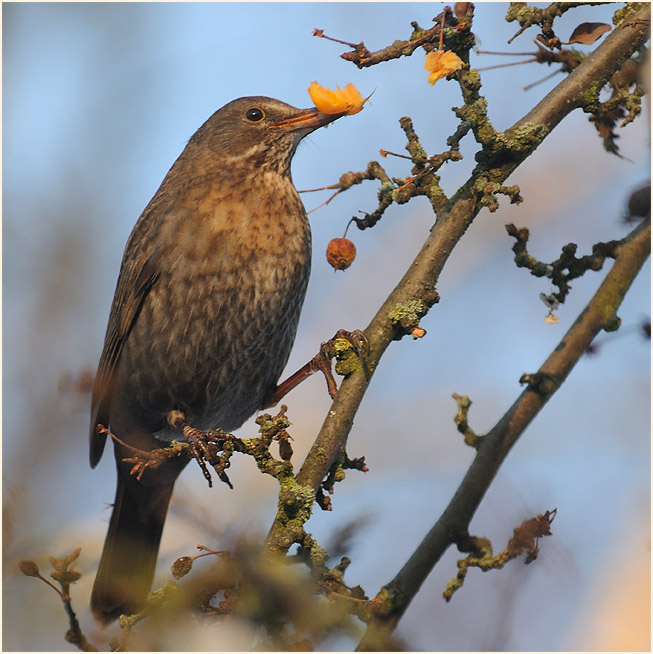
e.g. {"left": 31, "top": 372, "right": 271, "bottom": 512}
{"left": 167, "top": 412, "right": 241, "bottom": 489}
{"left": 99, "top": 424, "right": 162, "bottom": 481}
{"left": 263, "top": 329, "right": 369, "bottom": 407}
{"left": 182, "top": 424, "right": 221, "bottom": 488}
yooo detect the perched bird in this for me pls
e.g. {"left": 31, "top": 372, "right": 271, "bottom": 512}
{"left": 89, "top": 96, "right": 347, "bottom": 624}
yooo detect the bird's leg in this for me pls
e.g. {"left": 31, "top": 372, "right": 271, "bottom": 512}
{"left": 264, "top": 342, "right": 337, "bottom": 407}
{"left": 263, "top": 329, "right": 369, "bottom": 408}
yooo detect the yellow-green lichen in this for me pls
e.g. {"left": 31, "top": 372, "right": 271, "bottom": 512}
{"left": 388, "top": 299, "right": 428, "bottom": 331}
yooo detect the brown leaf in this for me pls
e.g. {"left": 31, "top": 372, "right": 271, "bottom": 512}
{"left": 568, "top": 22, "right": 611, "bottom": 45}
{"left": 507, "top": 509, "right": 557, "bottom": 562}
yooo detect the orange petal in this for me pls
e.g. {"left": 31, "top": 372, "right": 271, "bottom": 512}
{"left": 308, "top": 81, "right": 371, "bottom": 115}
{"left": 424, "top": 50, "right": 464, "bottom": 85}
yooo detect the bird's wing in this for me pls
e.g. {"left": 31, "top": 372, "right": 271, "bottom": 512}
{"left": 89, "top": 242, "right": 160, "bottom": 468}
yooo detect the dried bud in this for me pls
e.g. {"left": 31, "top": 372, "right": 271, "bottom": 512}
{"left": 278, "top": 438, "right": 293, "bottom": 461}
{"left": 19, "top": 560, "right": 40, "bottom": 577}
{"left": 64, "top": 548, "right": 82, "bottom": 565}
{"left": 454, "top": 3, "right": 470, "bottom": 20}
{"left": 51, "top": 570, "right": 81, "bottom": 585}
{"left": 172, "top": 556, "right": 194, "bottom": 579}
{"left": 627, "top": 184, "right": 650, "bottom": 219}
{"left": 326, "top": 238, "right": 357, "bottom": 271}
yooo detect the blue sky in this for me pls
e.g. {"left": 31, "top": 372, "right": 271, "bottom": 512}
{"left": 3, "top": 3, "right": 650, "bottom": 650}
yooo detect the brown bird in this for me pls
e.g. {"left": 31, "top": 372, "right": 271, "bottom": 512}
{"left": 89, "top": 96, "right": 347, "bottom": 624}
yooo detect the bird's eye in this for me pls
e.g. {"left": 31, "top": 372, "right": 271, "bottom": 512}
{"left": 245, "top": 107, "right": 265, "bottom": 122}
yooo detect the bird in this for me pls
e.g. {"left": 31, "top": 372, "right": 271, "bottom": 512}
{"left": 89, "top": 96, "right": 347, "bottom": 625}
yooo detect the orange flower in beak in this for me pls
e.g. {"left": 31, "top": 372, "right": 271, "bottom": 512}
{"left": 308, "top": 81, "right": 373, "bottom": 116}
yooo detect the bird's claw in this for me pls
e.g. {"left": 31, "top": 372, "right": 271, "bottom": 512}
{"left": 167, "top": 417, "right": 240, "bottom": 489}
{"left": 327, "top": 328, "right": 369, "bottom": 360}
{"left": 182, "top": 424, "right": 216, "bottom": 487}
{"left": 319, "top": 329, "right": 369, "bottom": 399}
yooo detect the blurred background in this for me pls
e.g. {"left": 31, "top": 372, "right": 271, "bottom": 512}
{"left": 3, "top": 2, "right": 650, "bottom": 651}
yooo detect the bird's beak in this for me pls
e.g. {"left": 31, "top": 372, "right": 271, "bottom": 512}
{"left": 268, "top": 107, "right": 347, "bottom": 132}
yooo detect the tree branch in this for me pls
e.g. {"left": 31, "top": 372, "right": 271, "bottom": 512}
{"left": 357, "top": 216, "right": 650, "bottom": 650}
{"left": 264, "top": 0, "right": 649, "bottom": 567}
{"left": 512, "top": 4, "right": 649, "bottom": 133}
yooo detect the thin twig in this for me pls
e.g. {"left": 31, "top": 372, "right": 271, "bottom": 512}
{"left": 476, "top": 58, "right": 538, "bottom": 71}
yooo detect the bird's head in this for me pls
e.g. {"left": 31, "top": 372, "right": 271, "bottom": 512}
{"left": 189, "top": 96, "right": 348, "bottom": 175}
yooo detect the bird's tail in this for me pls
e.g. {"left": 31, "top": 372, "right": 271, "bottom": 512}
{"left": 91, "top": 473, "right": 175, "bottom": 625}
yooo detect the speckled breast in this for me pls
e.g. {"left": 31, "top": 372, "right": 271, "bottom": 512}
{"left": 116, "top": 177, "right": 312, "bottom": 439}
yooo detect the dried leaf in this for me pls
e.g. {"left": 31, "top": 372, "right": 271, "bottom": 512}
{"left": 568, "top": 22, "right": 611, "bottom": 46}
{"left": 507, "top": 509, "right": 557, "bottom": 563}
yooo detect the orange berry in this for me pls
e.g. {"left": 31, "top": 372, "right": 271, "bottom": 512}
{"left": 326, "top": 237, "right": 356, "bottom": 271}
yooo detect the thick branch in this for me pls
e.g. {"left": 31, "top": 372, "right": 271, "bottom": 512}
{"left": 358, "top": 217, "right": 650, "bottom": 650}
{"left": 264, "top": 3, "right": 650, "bottom": 554}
